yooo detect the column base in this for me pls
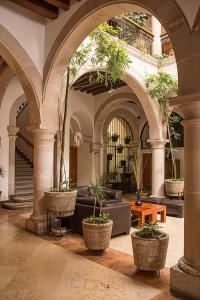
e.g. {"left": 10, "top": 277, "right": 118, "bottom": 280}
{"left": 25, "top": 217, "right": 46, "bottom": 235}
{"left": 170, "top": 264, "right": 200, "bottom": 299}
{"left": 150, "top": 194, "right": 166, "bottom": 199}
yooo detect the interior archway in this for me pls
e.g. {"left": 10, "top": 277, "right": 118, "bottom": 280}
{"left": 0, "top": 25, "right": 41, "bottom": 125}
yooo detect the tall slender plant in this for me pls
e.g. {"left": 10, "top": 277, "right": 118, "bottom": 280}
{"left": 146, "top": 71, "right": 178, "bottom": 178}
{"left": 58, "top": 23, "right": 131, "bottom": 189}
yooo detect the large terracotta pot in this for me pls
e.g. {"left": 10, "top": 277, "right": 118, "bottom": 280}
{"left": 45, "top": 190, "right": 77, "bottom": 215}
{"left": 82, "top": 220, "right": 113, "bottom": 251}
{"left": 131, "top": 232, "right": 169, "bottom": 271}
{"left": 165, "top": 179, "right": 184, "bottom": 197}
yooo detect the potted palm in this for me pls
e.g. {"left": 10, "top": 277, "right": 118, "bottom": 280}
{"left": 0, "top": 166, "right": 6, "bottom": 198}
{"left": 82, "top": 180, "right": 113, "bottom": 253}
{"left": 131, "top": 222, "right": 169, "bottom": 276}
{"left": 45, "top": 23, "right": 131, "bottom": 211}
{"left": 146, "top": 72, "right": 184, "bottom": 197}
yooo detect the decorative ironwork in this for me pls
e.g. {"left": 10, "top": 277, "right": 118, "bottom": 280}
{"left": 108, "top": 16, "right": 154, "bottom": 55}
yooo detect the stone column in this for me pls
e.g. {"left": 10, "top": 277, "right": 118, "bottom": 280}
{"left": 7, "top": 126, "right": 19, "bottom": 195}
{"left": 148, "top": 139, "right": 165, "bottom": 198}
{"left": 151, "top": 16, "right": 162, "bottom": 55}
{"left": 25, "top": 129, "right": 55, "bottom": 235}
{"left": 170, "top": 97, "right": 200, "bottom": 298}
{"left": 90, "top": 142, "right": 102, "bottom": 181}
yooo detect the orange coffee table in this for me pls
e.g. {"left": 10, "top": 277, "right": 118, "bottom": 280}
{"left": 127, "top": 201, "right": 166, "bottom": 227}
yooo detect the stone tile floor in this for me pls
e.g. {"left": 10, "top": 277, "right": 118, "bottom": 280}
{"left": 0, "top": 208, "right": 184, "bottom": 300}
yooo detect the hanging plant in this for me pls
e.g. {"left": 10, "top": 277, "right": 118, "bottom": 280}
{"left": 124, "top": 135, "right": 132, "bottom": 144}
{"left": 117, "top": 144, "right": 123, "bottom": 153}
{"left": 111, "top": 133, "right": 120, "bottom": 142}
{"left": 120, "top": 160, "right": 126, "bottom": 166}
{"left": 107, "top": 153, "right": 113, "bottom": 160}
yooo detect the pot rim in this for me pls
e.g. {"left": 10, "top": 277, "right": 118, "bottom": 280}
{"left": 82, "top": 219, "right": 113, "bottom": 226}
{"left": 44, "top": 190, "right": 77, "bottom": 195}
{"left": 131, "top": 231, "right": 169, "bottom": 241}
{"left": 164, "top": 179, "right": 184, "bottom": 183}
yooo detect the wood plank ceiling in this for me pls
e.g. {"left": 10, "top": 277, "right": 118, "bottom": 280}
{"left": 72, "top": 72, "right": 127, "bottom": 96}
{"left": 8, "top": 0, "right": 81, "bottom": 20}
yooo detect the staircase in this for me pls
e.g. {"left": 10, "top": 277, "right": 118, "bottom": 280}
{"left": 3, "top": 150, "right": 33, "bottom": 209}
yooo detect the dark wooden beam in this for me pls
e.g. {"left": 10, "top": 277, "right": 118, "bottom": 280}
{"left": 44, "top": 0, "right": 70, "bottom": 10}
{"left": 92, "top": 82, "right": 126, "bottom": 95}
{"left": 9, "top": 0, "right": 58, "bottom": 20}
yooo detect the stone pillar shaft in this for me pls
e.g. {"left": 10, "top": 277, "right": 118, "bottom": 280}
{"left": 149, "top": 139, "right": 165, "bottom": 198}
{"left": 170, "top": 97, "right": 200, "bottom": 298}
{"left": 151, "top": 16, "right": 162, "bottom": 55}
{"left": 7, "top": 126, "right": 19, "bottom": 195}
{"left": 26, "top": 129, "right": 55, "bottom": 235}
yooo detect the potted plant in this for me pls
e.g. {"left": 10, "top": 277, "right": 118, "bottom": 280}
{"left": 111, "top": 133, "right": 120, "bottom": 142}
{"left": 82, "top": 180, "right": 113, "bottom": 253}
{"left": 131, "top": 222, "right": 169, "bottom": 276}
{"left": 124, "top": 135, "right": 132, "bottom": 144}
{"left": 45, "top": 23, "right": 131, "bottom": 209}
{"left": 107, "top": 153, "right": 113, "bottom": 160}
{"left": 120, "top": 160, "right": 126, "bottom": 166}
{"left": 146, "top": 72, "right": 184, "bottom": 196}
{"left": 117, "top": 144, "right": 123, "bottom": 153}
{"left": 0, "top": 166, "right": 6, "bottom": 198}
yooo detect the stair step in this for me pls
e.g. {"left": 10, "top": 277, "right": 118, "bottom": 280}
{"left": 2, "top": 202, "right": 33, "bottom": 210}
{"left": 15, "top": 186, "right": 33, "bottom": 191}
{"left": 15, "top": 190, "right": 33, "bottom": 195}
{"left": 15, "top": 183, "right": 33, "bottom": 188}
{"left": 12, "top": 196, "right": 33, "bottom": 203}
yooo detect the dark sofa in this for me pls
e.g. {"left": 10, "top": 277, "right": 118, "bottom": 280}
{"left": 70, "top": 186, "right": 131, "bottom": 237}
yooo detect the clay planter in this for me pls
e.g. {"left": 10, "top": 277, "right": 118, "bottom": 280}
{"left": 131, "top": 232, "right": 169, "bottom": 271}
{"left": 82, "top": 220, "right": 113, "bottom": 252}
{"left": 164, "top": 179, "right": 184, "bottom": 197}
{"left": 45, "top": 190, "right": 77, "bottom": 214}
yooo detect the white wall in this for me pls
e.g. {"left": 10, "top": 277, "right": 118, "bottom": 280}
{"left": 0, "top": 0, "right": 45, "bottom": 77}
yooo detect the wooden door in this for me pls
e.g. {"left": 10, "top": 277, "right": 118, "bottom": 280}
{"left": 69, "top": 147, "right": 77, "bottom": 184}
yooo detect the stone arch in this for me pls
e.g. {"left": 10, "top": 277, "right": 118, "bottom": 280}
{"left": 0, "top": 25, "right": 41, "bottom": 125}
{"left": 9, "top": 94, "right": 26, "bottom": 126}
{"left": 95, "top": 90, "right": 161, "bottom": 141}
{"left": 43, "top": 0, "right": 195, "bottom": 124}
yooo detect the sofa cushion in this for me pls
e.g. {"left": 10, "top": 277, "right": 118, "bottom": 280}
{"left": 77, "top": 186, "right": 91, "bottom": 196}
{"left": 76, "top": 196, "right": 106, "bottom": 207}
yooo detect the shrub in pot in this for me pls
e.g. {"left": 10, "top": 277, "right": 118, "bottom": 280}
{"left": 117, "top": 144, "right": 123, "bottom": 153}
{"left": 82, "top": 180, "right": 113, "bottom": 253}
{"left": 111, "top": 133, "right": 120, "bottom": 142}
{"left": 131, "top": 222, "right": 169, "bottom": 275}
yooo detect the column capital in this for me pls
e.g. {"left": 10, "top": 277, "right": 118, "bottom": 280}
{"left": 31, "top": 128, "right": 56, "bottom": 142}
{"left": 147, "top": 139, "right": 166, "bottom": 149}
{"left": 7, "top": 126, "right": 19, "bottom": 137}
{"left": 90, "top": 142, "right": 102, "bottom": 154}
{"left": 170, "top": 93, "right": 200, "bottom": 119}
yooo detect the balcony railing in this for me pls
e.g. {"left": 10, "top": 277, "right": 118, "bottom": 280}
{"left": 109, "top": 16, "right": 154, "bottom": 55}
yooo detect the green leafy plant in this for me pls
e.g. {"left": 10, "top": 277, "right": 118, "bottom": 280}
{"left": 49, "top": 178, "right": 76, "bottom": 192}
{"left": 0, "top": 166, "right": 6, "bottom": 178}
{"left": 146, "top": 71, "right": 179, "bottom": 178}
{"left": 84, "top": 180, "right": 110, "bottom": 224}
{"left": 58, "top": 23, "right": 131, "bottom": 190}
{"left": 136, "top": 222, "right": 166, "bottom": 239}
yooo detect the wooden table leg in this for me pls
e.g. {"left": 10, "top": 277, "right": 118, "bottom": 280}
{"left": 160, "top": 209, "right": 166, "bottom": 223}
{"left": 138, "top": 213, "right": 145, "bottom": 227}
{"left": 152, "top": 212, "right": 157, "bottom": 222}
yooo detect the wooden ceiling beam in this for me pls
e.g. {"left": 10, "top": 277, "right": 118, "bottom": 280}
{"left": 9, "top": 0, "right": 58, "bottom": 20}
{"left": 92, "top": 82, "right": 127, "bottom": 95}
{"left": 44, "top": 0, "right": 70, "bottom": 10}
